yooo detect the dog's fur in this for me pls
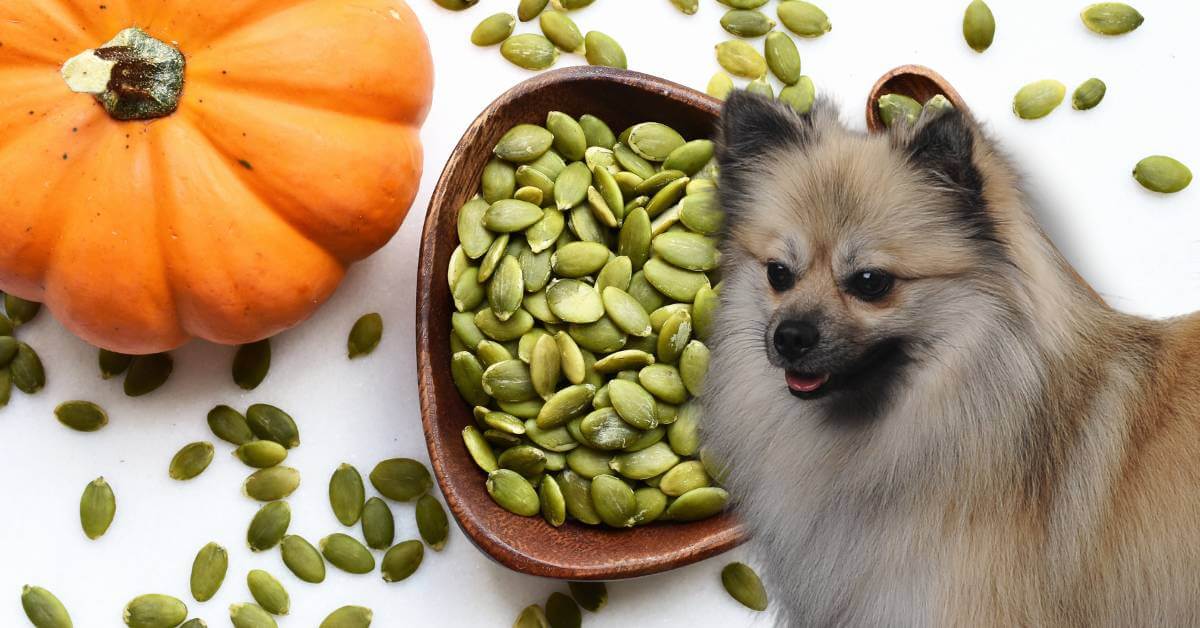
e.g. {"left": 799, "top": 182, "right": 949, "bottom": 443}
{"left": 702, "top": 92, "right": 1200, "bottom": 627}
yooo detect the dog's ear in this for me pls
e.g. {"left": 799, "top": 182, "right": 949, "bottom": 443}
{"left": 902, "top": 108, "right": 994, "bottom": 241}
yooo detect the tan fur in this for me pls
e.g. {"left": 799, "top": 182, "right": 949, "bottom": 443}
{"left": 703, "top": 97, "right": 1200, "bottom": 626}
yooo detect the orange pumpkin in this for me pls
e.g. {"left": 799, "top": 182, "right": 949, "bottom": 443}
{"left": 0, "top": 0, "right": 433, "bottom": 354}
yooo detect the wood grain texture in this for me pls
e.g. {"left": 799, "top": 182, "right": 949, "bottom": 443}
{"left": 865, "top": 64, "right": 968, "bottom": 133}
{"left": 415, "top": 66, "right": 746, "bottom": 581}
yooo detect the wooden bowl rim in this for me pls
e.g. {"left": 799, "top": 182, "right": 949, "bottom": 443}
{"left": 415, "top": 66, "right": 748, "bottom": 581}
{"left": 864, "top": 64, "right": 969, "bottom": 133}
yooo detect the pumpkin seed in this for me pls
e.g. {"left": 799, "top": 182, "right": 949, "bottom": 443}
{"left": 320, "top": 533, "right": 375, "bottom": 574}
{"left": 234, "top": 440, "right": 288, "bottom": 469}
{"left": 4, "top": 294, "right": 39, "bottom": 325}
{"left": 530, "top": 334, "right": 561, "bottom": 399}
{"left": 180, "top": 620, "right": 205, "bottom": 628}
{"left": 566, "top": 447, "right": 612, "bottom": 478}
{"left": 763, "top": 31, "right": 801, "bottom": 84}
{"left": 280, "top": 535, "right": 326, "bottom": 583}
{"left": 434, "top": 0, "right": 478, "bottom": 9}
{"left": 0, "top": 337, "right": 16, "bottom": 367}
{"left": 515, "top": 605, "right": 549, "bottom": 628}
{"left": 553, "top": 161, "right": 590, "bottom": 210}
{"left": 642, "top": 258, "right": 710, "bottom": 302}
{"left": 607, "top": 379, "right": 658, "bottom": 430}
{"left": 691, "top": 285, "right": 719, "bottom": 340}
{"left": 556, "top": 470, "right": 600, "bottom": 524}
{"left": 650, "top": 304, "right": 691, "bottom": 333}
{"left": 0, "top": 312, "right": 9, "bottom": 337}
{"left": 189, "top": 542, "right": 227, "bottom": 602}
{"left": 707, "top": 72, "right": 734, "bottom": 100}
{"left": 170, "top": 442, "right": 215, "bottom": 480}
{"left": 482, "top": 359, "right": 537, "bottom": 402}
{"left": 362, "top": 497, "right": 396, "bottom": 550}
{"left": 476, "top": 308, "right": 535, "bottom": 341}
{"left": 963, "top": 0, "right": 995, "bottom": 52}
{"left": 495, "top": 124, "right": 555, "bottom": 162}
{"left": 666, "top": 486, "right": 730, "bottom": 521}
{"left": 584, "top": 146, "right": 618, "bottom": 175}
{"left": 381, "top": 539, "right": 425, "bottom": 582}
{"left": 537, "top": 475, "right": 566, "bottom": 526}
{"left": 471, "top": 12, "right": 516, "bottom": 46}
{"left": 529, "top": 149, "right": 568, "bottom": 179}
{"left": 526, "top": 210, "right": 566, "bottom": 255}
{"left": 627, "top": 123, "right": 686, "bottom": 163}
{"left": 614, "top": 171, "right": 645, "bottom": 196}
{"left": 487, "top": 468, "right": 540, "bottom": 515}
{"left": 1072, "top": 78, "right": 1106, "bottom": 111}
{"left": 779, "top": 75, "right": 816, "bottom": 113}
{"left": 1013, "top": 80, "right": 1066, "bottom": 120}
{"left": 487, "top": 257, "right": 523, "bottom": 322}
{"left": 75, "top": 478, "right": 112, "bottom": 539}
{"left": 247, "top": 501, "right": 290, "bottom": 551}
{"left": 540, "top": 11, "right": 584, "bottom": 53}
{"left": 617, "top": 207, "right": 652, "bottom": 270}
{"left": 656, "top": 310, "right": 692, "bottom": 364}
{"left": 96, "top": 349, "right": 132, "bottom": 379}
{"left": 662, "top": 141, "right": 715, "bottom": 177}
{"left": 416, "top": 494, "right": 450, "bottom": 550}
{"left": 328, "top": 463, "right": 366, "bottom": 526}
{"left": 535, "top": 384, "right": 596, "bottom": 428}
{"left": 583, "top": 31, "right": 627, "bottom": 69}
{"left": 721, "top": 9, "right": 776, "bottom": 37}
{"left": 319, "top": 606, "right": 373, "bottom": 628}
{"left": 520, "top": 246, "right": 554, "bottom": 292}
{"left": 590, "top": 474, "right": 637, "bottom": 527}
{"left": 583, "top": 187, "right": 617, "bottom": 228}
{"left": 1081, "top": 3, "right": 1143, "bottom": 35}
{"left": 499, "top": 445, "right": 547, "bottom": 477}
{"left": 722, "top": 562, "right": 769, "bottom": 611}
{"left": 451, "top": 351, "right": 490, "bottom": 406}
{"left": 230, "top": 603, "right": 275, "bottom": 628}
{"left": 458, "top": 198, "right": 494, "bottom": 259}
{"left": 547, "top": 279, "right": 605, "bottom": 323}
{"left": 670, "top": 0, "right": 699, "bottom": 13}
{"left": 545, "top": 592, "right": 581, "bottom": 628}
{"left": 653, "top": 231, "right": 719, "bottom": 271}
{"left": 609, "top": 442, "right": 679, "bottom": 480}
{"left": 347, "top": 313, "right": 383, "bottom": 358}
{"left": 11, "top": 342, "right": 44, "bottom": 393}
{"left": 552, "top": 241, "right": 610, "bottom": 278}
{"left": 593, "top": 349, "right": 656, "bottom": 374}
{"left": 483, "top": 158, "right": 518, "bottom": 203}
{"left": 370, "top": 458, "right": 433, "bottom": 501}
{"left": 568, "top": 317, "right": 627, "bottom": 354}
{"left": 679, "top": 340, "right": 710, "bottom": 395}
{"left": 246, "top": 404, "right": 300, "bottom": 449}
{"left": 247, "top": 570, "right": 289, "bottom": 616}
{"left": 639, "top": 363, "right": 688, "bottom": 404}
{"left": 485, "top": 199, "right": 545, "bottom": 232}
{"left": 595, "top": 257, "right": 632, "bottom": 295}
{"left": 21, "top": 585, "right": 72, "bottom": 628}
{"left": 123, "top": 594, "right": 187, "bottom": 628}
{"left": 878, "top": 93, "right": 922, "bottom": 128}
{"left": 668, "top": 401, "right": 702, "bottom": 455}
{"left": 746, "top": 77, "right": 774, "bottom": 98}
{"left": 55, "top": 400, "right": 108, "bottom": 432}
{"left": 1134, "top": 156, "right": 1192, "bottom": 194}
{"left": 644, "top": 177, "right": 688, "bottom": 218}
{"left": 613, "top": 142, "right": 655, "bottom": 179}
{"left": 519, "top": 0, "right": 550, "bottom": 21}
{"left": 579, "top": 407, "right": 641, "bottom": 450}
{"left": 715, "top": 40, "right": 766, "bottom": 78}
{"left": 244, "top": 466, "right": 300, "bottom": 501}
{"left": 777, "top": 0, "right": 831, "bottom": 37}
{"left": 659, "top": 460, "right": 711, "bottom": 496}
{"left": 123, "top": 352, "right": 171, "bottom": 397}
{"left": 233, "top": 339, "right": 271, "bottom": 388}
{"left": 554, "top": 331, "right": 586, "bottom": 385}
{"left": 593, "top": 166, "right": 625, "bottom": 220}
{"left": 501, "top": 34, "right": 559, "bottom": 71}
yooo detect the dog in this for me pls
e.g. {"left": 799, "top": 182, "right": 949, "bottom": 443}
{"left": 701, "top": 91, "right": 1200, "bottom": 627}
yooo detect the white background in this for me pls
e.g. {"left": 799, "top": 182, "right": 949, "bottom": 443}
{"left": 3, "top": 0, "right": 1198, "bottom": 626}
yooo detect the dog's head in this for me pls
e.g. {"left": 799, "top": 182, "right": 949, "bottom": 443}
{"left": 715, "top": 92, "right": 1016, "bottom": 421}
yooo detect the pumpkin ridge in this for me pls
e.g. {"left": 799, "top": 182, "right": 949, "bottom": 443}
{"left": 154, "top": 0, "right": 319, "bottom": 52}
{"left": 185, "top": 74, "right": 412, "bottom": 128}
{"left": 0, "top": 2, "right": 92, "bottom": 66}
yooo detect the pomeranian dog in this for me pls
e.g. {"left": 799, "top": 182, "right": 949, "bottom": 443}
{"left": 702, "top": 91, "right": 1200, "bottom": 627}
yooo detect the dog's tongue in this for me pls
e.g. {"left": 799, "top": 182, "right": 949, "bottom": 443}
{"left": 786, "top": 371, "right": 830, "bottom": 393}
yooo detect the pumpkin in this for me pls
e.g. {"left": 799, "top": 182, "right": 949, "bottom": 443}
{"left": 0, "top": 0, "right": 433, "bottom": 353}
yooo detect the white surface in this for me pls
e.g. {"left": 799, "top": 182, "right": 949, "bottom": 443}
{"left": 3, "top": 0, "right": 1198, "bottom": 626}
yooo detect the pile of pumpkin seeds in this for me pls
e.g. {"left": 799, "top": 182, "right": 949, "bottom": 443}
{"left": 452, "top": 0, "right": 626, "bottom": 72}
{"left": 449, "top": 111, "right": 730, "bottom": 529}
{"left": 0, "top": 293, "right": 45, "bottom": 407}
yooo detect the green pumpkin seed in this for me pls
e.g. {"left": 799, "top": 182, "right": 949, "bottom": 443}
{"left": 590, "top": 474, "right": 637, "bottom": 527}
{"left": 328, "top": 463, "right": 366, "bottom": 526}
{"left": 487, "top": 468, "right": 540, "bottom": 515}
{"left": 551, "top": 242, "right": 610, "bottom": 278}
{"left": 526, "top": 211, "right": 565, "bottom": 255}
{"left": 451, "top": 351, "right": 490, "bottom": 406}
{"left": 642, "top": 258, "right": 710, "bottom": 302}
{"left": 568, "top": 317, "right": 627, "bottom": 353}
{"left": 489, "top": 257, "right": 524, "bottom": 322}
{"left": 659, "top": 460, "right": 711, "bottom": 496}
{"left": 670, "top": 0, "right": 699, "bottom": 13}
{"left": 482, "top": 359, "right": 536, "bottom": 402}
{"left": 247, "top": 501, "right": 290, "bottom": 551}
{"left": 434, "top": 0, "right": 479, "bottom": 9}
{"left": 584, "top": 147, "right": 618, "bottom": 175}
{"left": 319, "top": 606, "right": 373, "bottom": 628}
{"left": 557, "top": 470, "right": 601, "bottom": 524}
{"left": 722, "top": 562, "right": 769, "bottom": 611}
{"left": 540, "top": 11, "right": 584, "bottom": 53}
{"left": 779, "top": 75, "right": 816, "bottom": 112}
{"left": 545, "top": 592, "right": 581, "bottom": 628}
{"left": 463, "top": 426, "right": 501, "bottom": 473}
{"left": 630, "top": 487, "right": 666, "bottom": 524}
{"left": 878, "top": 93, "right": 922, "bottom": 128}
{"left": 614, "top": 171, "right": 645, "bottom": 196}
{"left": 546, "top": 279, "right": 605, "bottom": 324}
{"left": 170, "top": 442, "right": 214, "bottom": 480}
{"left": 1072, "top": 78, "right": 1106, "bottom": 110}
{"left": 593, "top": 349, "right": 656, "bottom": 374}
{"left": 583, "top": 31, "right": 626, "bottom": 68}
{"left": 721, "top": 9, "right": 776, "bottom": 37}
{"left": 515, "top": 605, "right": 549, "bottom": 628}
{"left": 719, "top": 0, "right": 767, "bottom": 7}
{"left": 233, "top": 339, "right": 271, "bottom": 388}
{"left": 615, "top": 208, "right": 652, "bottom": 271}
{"left": 471, "top": 12, "right": 516, "bottom": 46}
{"left": 244, "top": 466, "right": 300, "bottom": 501}
{"left": 370, "top": 458, "right": 433, "bottom": 502}
{"left": 715, "top": 40, "right": 766, "bottom": 78}
{"left": 246, "top": 404, "right": 300, "bottom": 449}
{"left": 495, "top": 124, "right": 555, "bottom": 162}
{"left": 627, "top": 123, "right": 686, "bottom": 163}
{"left": 280, "top": 535, "right": 326, "bottom": 583}
{"left": 476, "top": 308, "right": 535, "bottom": 341}
{"left": 123, "top": 594, "right": 187, "bottom": 628}
{"left": 247, "top": 570, "right": 289, "bottom": 616}
{"left": 1081, "top": 3, "right": 1143, "bottom": 35}
{"left": 552, "top": 162, "right": 590, "bottom": 211}
{"left": 763, "top": 31, "right": 801, "bottom": 84}
{"left": 98, "top": 349, "right": 133, "bottom": 379}
{"left": 189, "top": 542, "right": 227, "bottom": 602}
{"left": 644, "top": 177, "right": 688, "bottom": 218}
{"left": 593, "top": 167, "right": 624, "bottom": 219}
{"left": 485, "top": 199, "right": 544, "bottom": 232}
{"left": 595, "top": 257, "right": 632, "bottom": 295}
{"left": 520, "top": 246, "right": 554, "bottom": 292}
{"left": 54, "top": 400, "right": 107, "bottom": 432}
{"left": 665, "top": 486, "right": 729, "bottom": 521}
{"left": 179, "top": 620, "right": 205, "bottom": 628}
{"left": 320, "top": 533, "right": 375, "bottom": 574}
{"left": 662, "top": 141, "right": 715, "bottom": 177}
{"left": 556, "top": 332, "right": 587, "bottom": 384}
{"left": 1134, "top": 156, "right": 1192, "bottom": 193}
{"left": 230, "top": 603, "right": 275, "bottom": 628}
{"left": 545, "top": 114, "right": 586, "bottom": 164}
{"left": 525, "top": 419, "right": 579, "bottom": 452}
{"left": 79, "top": 477, "right": 114, "bottom": 540}
{"left": 963, "top": 0, "right": 995, "bottom": 52}
{"left": 416, "top": 494, "right": 450, "bottom": 550}
{"left": 519, "top": 329, "right": 550, "bottom": 363}
{"left": 668, "top": 400, "right": 702, "bottom": 455}
{"left": 361, "top": 497, "right": 396, "bottom": 550}
{"left": 535, "top": 384, "right": 596, "bottom": 428}
{"left": 649, "top": 304, "right": 691, "bottom": 333}
{"left": 639, "top": 364, "right": 688, "bottom": 404}
{"left": 707, "top": 72, "right": 734, "bottom": 100}
{"left": 482, "top": 158, "right": 517, "bottom": 203}
{"left": 777, "top": 0, "right": 831, "bottom": 37}
{"left": 4, "top": 294, "right": 39, "bottom": 325}
{"left": 657, "top": 310, "right": 692, "bottom": 364}
{"left": 348, "top": 313, "right": 383, "bottom": 358}
{"left": 519, "top": 0, "right": 550, "bottom": 21}
{"left": 679, "top": 340, "right": 710, "bottom": 396}
{"left": 613, "top": 142, "right": 655, "bottom": 179}
{"left": 501, "top": 34, "right": 559, "bottom": 70}
{"left": 457, "top": 198, "right": 493, "bottom": 260}
{"left": 607, "top": 378, "right": 659, "bottom": 430}
{"left": 579, "top": 407, "right": 641, "bottom": 450}
{"left": 232, "top": 440, "right": 288, "bottom": 469}
{"left": 1013, "top": 80, "right": 1066, "bottom": 120}
{"left": 530, "top": 334, "right": 562, "bottom": 399}
{"left": 583, "top": 187, "right": 618, "bottom": 228}
{"left": 692, "top": 286, "right": 718, "bottom": 340}
{"left": 11, "top": 342, "right": 44, "bottom": 393}
{"left": 21, "top": 585, "right": 72, "bottom": 628}
{"left": 678, "top": 193, "right": 721, "bottom": 238}
{"left": 746, "top": 77, "right": 774, "bottom": 98}
{"left": 609, "top": 442, "right": 679, "bottom": 480}
{"left": 529, "top": 150, "right": 568, "bottom": 179}
{"left": 632, "top": 171, "right": 684, "bottom": 198}
{"left": 564, "top": 582, "right": 605, "bottom": 613}
{"left": 123, "top": 352, "right": 172, "bottom": 397}
{"left": 0, "top": 312, "right": 10, "bottom": 337}
{"left": 499, "top": 445, "right": 548, "bottom": 477}
{"left": 539, "top": 476, "right": 567, "bottom": 526}
{"left": 653, "top": 231, "right": 719, "bottom": 271}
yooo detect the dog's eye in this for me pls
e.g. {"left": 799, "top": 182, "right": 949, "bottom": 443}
{"left": 766, "top": 261, "right": 795, "bottom": 292}
{"left": 848, "top": 270, "right": 894, "bottom": 301}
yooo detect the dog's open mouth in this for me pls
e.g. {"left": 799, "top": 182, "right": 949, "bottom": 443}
{"left": 782, "top": 340, "right": 909, "bottom": 402}
{"left": 786, "top": 371, "right": 831, "bottom": 398}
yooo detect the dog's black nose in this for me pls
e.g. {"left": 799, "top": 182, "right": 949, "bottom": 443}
{"left": 774, "top": 320, "right": 819, "bottom": 359}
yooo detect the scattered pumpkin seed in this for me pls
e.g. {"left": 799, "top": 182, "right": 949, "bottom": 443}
{"left": 471, "top": 12, "right": 516, "bottom": 46}
{"left": 99, "top": 349, "right": 133, "bottom": 379}
{"left": 247, "top": 570, "right": 289, "bottom": 616}
{"left": 123, "top": 594, "right": 187, "bottom": 628}
{"left": 320, "top": 533, "right": 375, "bottom": 574}
{"left": 243, "top": 467, "right": 300, "bottom": 501}
{"left": 361, "top": 497, "right": 396, "bottom": 550}
{"left": 545, "top": 592, "right": 582, "bottom": 628}
{"left": 963, "top": 0, "right": 995, "bottom": 52}
{"left": 319, "top": 606, "right": 373, "bottom": 628}
{"left": 721, "top": 9, "right": 776, "bottom": 37}
{"left": 247, "top": 501, "right": 290, "bottom": 552}
{"left": 1133, "top": 156, "right": 1192, "bottom": 194}
{"left": 777, "top": 0, "right": 831, "bottom": 37}
{"left": 230, "top": 603, "right": 276, "bottom": 628}
{"left": 381, "top": 540, "right": 424, "bottom": 582}
{"left": 234, "top": 440, "right": 288, "bottom": 469}
{"left": 369, "top": 458, "right": 433, "bottom": 501}
{"left": 540, "top": 11, "right": 584, "bottom": 53}
{"left": 1081, "top": 2, "right": 1143, "bottom": 35}
{"left": 189, "top": 542, "right": 227, "bottom": 602}
{"left": 329, "top": 463, "right": 366, "bottom": 526}
{"left": 170, "top": 441, "right": 215, "bottom": 481}
{"left": 416, "top": 494, "right": 450, "bottom": 550}
{"left": 722, "top": 562, "right": 769, "bottom": 611}
{"left": 232, "top": 339, "right": 270, "bottom": 389}
{"left": 54, "top": 400, "right": 108, "bottom": 432}
{"left": 348, "top": 313, "right": 383, "bottom": 358}
{"left": 80, "top": 477, "right": 115, "bottom": 539}
{"left": 11, "top": 342, "right": 44, "bottom": 393}
{"left": 1013, "top": 80, "right": 1066, "bottom": 120}
{"left": 246, "top": 404, "right": 300, "bottom": 449}
{"left": 707, "top": 72, "right": 735, "bottom": 100}
{"left": 519, "top": 0, "right": 550, "bottom": 21}
{"left": 501, "top": 34, "right": 560, "bottom": 71}
{"left": 1072, "top": 78, "right": 1106, "bottom": 111}
{"left": 280, "top": 535, "right": 326, "bottom": 583}
{"left": 208, "top": 405, "right": 255, "bottom": 446}
{"left": 583, "top": 31, "right": 627, "bottom": 69}
{"left": 779, "top": 75, "right": 816, "bottom": 113}
{"left": 123, "top": 353, "right": 172, "bottom": 397}
{"left": 434, "top": 0, "right": 478, "bottom": 9}
{"left": 21, "top": 585, "right": 72, "bottom": 628}
{"left": 4, "top": 294, "right": 40, "bottom": 325}
{"left": 764, "top": 31, "right": 801, "bottom": 84}
{"left": 514, "top": 605, "right": 549, "bottom": 628}
{"left": 567, "top": 581, "right": 607, "bottom": 612}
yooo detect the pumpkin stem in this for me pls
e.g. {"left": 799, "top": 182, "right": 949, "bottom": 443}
{"left": 61, "top": 27, "right": 185, "bottom": 121}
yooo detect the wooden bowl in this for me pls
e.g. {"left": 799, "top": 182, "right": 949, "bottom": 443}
{"left": 415, "top": 66, "right": 747, "bottom": 581}
{"left": 865, "top": 64, "right": 969, "bottom": 133}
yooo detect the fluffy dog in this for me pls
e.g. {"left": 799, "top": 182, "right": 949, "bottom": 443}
{"left": 702, "top": 91, "right": 1200, "bottom": 626}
